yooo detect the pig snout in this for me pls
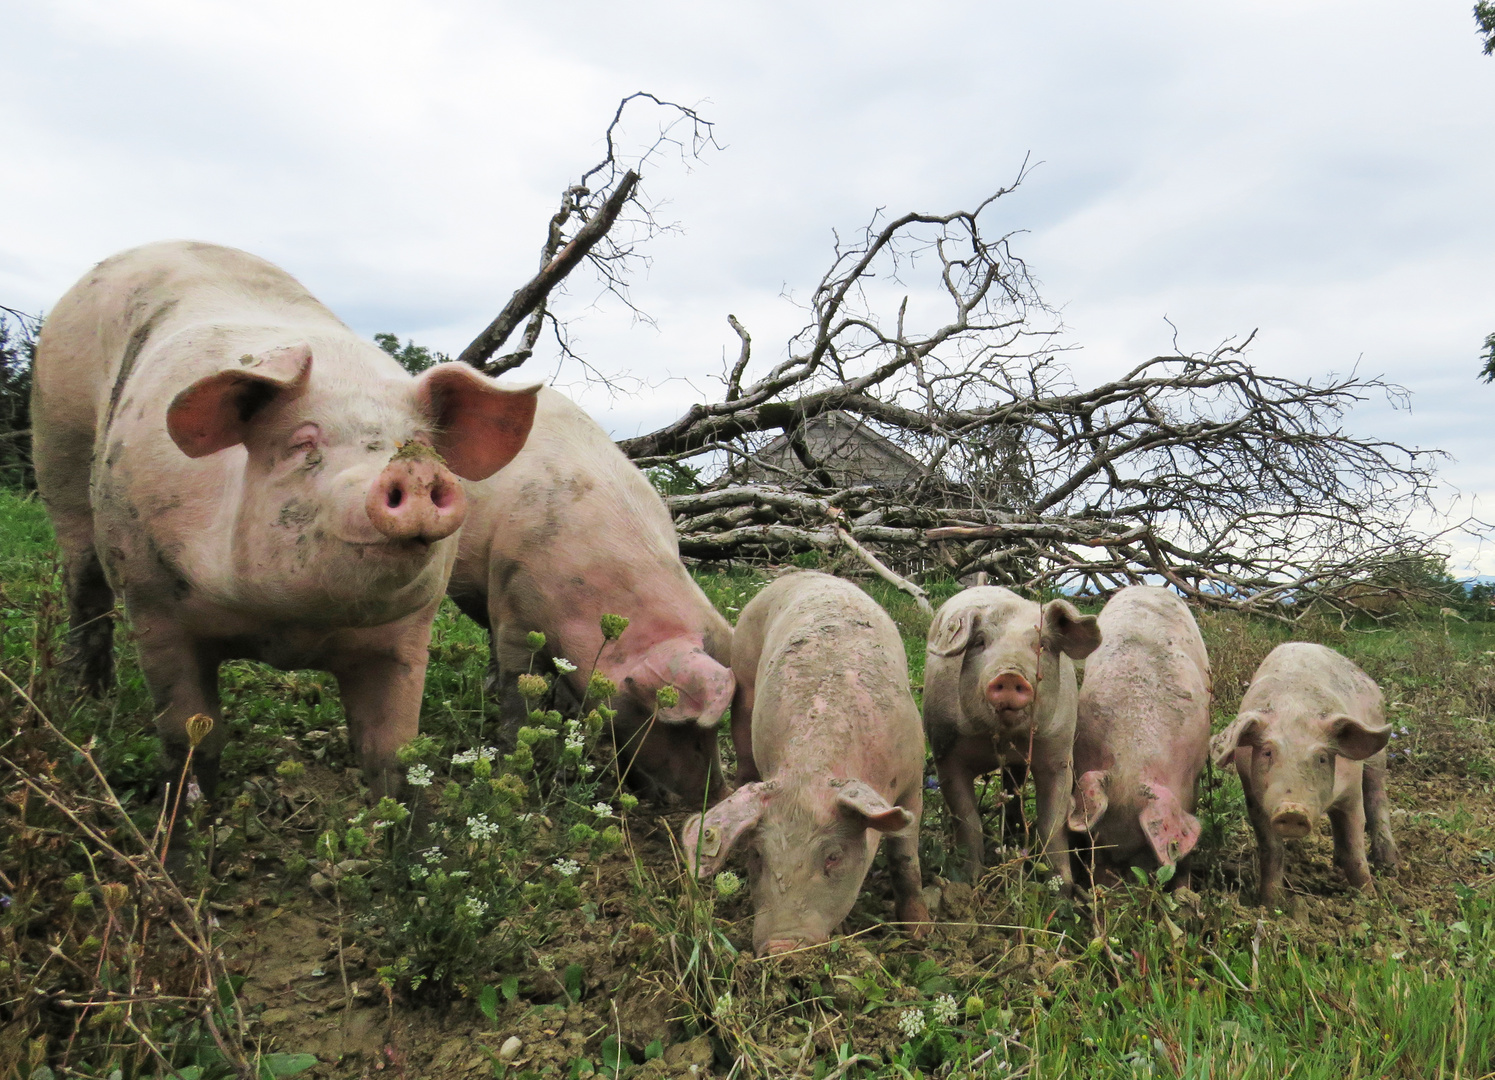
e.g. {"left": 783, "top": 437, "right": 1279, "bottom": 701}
{"left": 985, "top": 671, "right": 1034, "bottom": 711}
{"left": 365, "top": 454, "right": 467, "bottom": 543}
{"left": 1270, "top": 804, "right": 1314, "bottom": 838}
{"left": 763, "top": 936, "right": 821, "bottom": 956}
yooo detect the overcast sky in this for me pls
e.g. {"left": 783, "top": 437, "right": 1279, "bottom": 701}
{"left": 4, "top": 1, "right": 1493, "bottom": 569}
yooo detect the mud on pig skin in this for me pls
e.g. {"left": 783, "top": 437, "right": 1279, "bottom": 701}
{"left": 923, "top": 586, "right": 1101, "bottom": 889}
{"left": 30, "top": 241, "right": 539, "bottom": 799}
{"left": 448, "top": 387, "right": 733, "bottom": 808}
{"left": 1211, "top": 642, "right": 1399, "bottom": 907}
{"left": 681, "top": 571, "right": 930, "bottom": 956}
{"left": 1067, "top": 586, "right": 1211, "bottom": 887}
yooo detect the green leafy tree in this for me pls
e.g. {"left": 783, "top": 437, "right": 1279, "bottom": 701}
{"left": 374, "top": 331, "right": 448, "bottom": 375}
{"left": 1477, "top": 2, "right": 1495, "bottom": 55}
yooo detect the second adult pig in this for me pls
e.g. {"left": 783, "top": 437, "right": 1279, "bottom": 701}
{"left": 682, "top": 572, "right": 930, "bottom": 955}
{"left": 923, "top": 586, "right": 1101, "bottom": 887}
{"left": 449, "top": 387, "right": 734, "bottom": 806}
{"left": 1067, "top": 586, "right": 1211, "bottom": 885}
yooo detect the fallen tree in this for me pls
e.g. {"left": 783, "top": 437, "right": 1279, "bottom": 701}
{"left": 459, "top": 111, "right": 1463, "bottom": 621}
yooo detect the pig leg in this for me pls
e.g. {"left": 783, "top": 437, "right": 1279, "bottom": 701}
{"left": 1240, "top": 774, "right": 1286, "bottom": 907}
{"left": 1029, "top": 730, "right": 1075, "bottom": 893}
{"left": 888, "top": 791, "right": 931, "bottom": 934}
{"left": 730, "top": 681, "right": 759, "bottom": 784}
{"left": 329, "top": 604, "right": 441, "bottom": 800}
{"left": 51, "top": 507, "right": 116, "bottom": 695}
{"left": 1328, "top": 789, "right": 1373, "bottom": 891}
{"left": 135, "top": 612, "right": 228, "bottom": 800}
{"left": 1362, "top": 757, "right": 1400, "bottom": 874}
{"left": 938, "top": 741, "right": 986, "bottom": 885}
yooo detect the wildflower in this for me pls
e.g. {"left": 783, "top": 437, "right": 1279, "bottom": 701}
{"left": 451, "top": 746, "right": 498, "bottom": 767}
{"left": 568, "top": 822, "right": 598, "bottom": 845}
{"left": 600, "top": 613, "right": 630, "bottom": 641}
{"left": 422, "top": 847, "right": 444, "bottom": 864}
{"left": 714, "top": 871, "right": 742, "bottom": 898}
{"left": 656, "top": 684, "right": 680, "bottom": 710}
{"left": 408, "top": 865, "right": 429, "bottom": 882}
{"left": 588, "top": 672, "right": 618, "bottom": 702}
{"left": 555, "top": 858, "right": 581, "bottom": 878}
{"left": 897, "top": 1007, "right": 927, "bottom": 1039}
{"left": 931, "top": 993, "right": 960, "bottom": 1026}
{"left": 619, "top": 792, "right": 639, "bottom": 812}
{"left": 460, "top": 897, "right": 489, "bottom": 920}
{"left": 553, "top": 657, "right": 578, "bottom": 674}
{"left": 467, "top": 815, "right": 500, "bottom": 842}
{"left": 516, "top": 673, "right": 550, "bottom": 701}
{"left": 1046, "top": 876, "right": 1062, "bottom": 894}
{"left": 578, "top": 763, "right": 595, "bottom": 776}
{"left": 713, "top": 992, "right": 734, "bottom": 1018}
{"left": 185, "top": 713, "right": 214, "bottom": 748}
{"left": 591, "top": 802, "right": 613, "bottom": 818}
{"left": 564, "top": 734, "right": 586, "bottom": 753}
{"left": 185, "top": 779, "right": 204, "bottom": 805}
{"left": 406, "top": 763, "right": 434, "bottom": 787}
{"left": 526, "top": 630, "right": 547, "bottom": 652}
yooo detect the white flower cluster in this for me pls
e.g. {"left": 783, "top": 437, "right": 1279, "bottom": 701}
{"left": 897, "top": 1007, "right": 927, "bottom": 1039}
{"left": 591, "top": 802, "right": 612, "bottom": 818}
{"left": 554, "top": 858, "right": 581, "bottom": 878}
{"left": 713, "top": 992, "right": 734, "bottom": 1018}
{"left": 406, "top": 763, "right": 434, "bottom": 787}
{"left": 578, "top": 763, "right": 595, "bottom": 776}
{"left": 461, "top": 896, "right": 489, "bottom": 920}
{"left": 421, "top": 848, "right": 444, "bottom": 865}
{"left": 553, "top": 657, "right": 578, "bottom": 674}
{"left": 451, "top": 746, "right": 499, "bottom": 767}
{"left": 931, "top": 994, "right": 960, "bottom": 1026}
{"left": 467, "top": 814, "right": 500, "bottom": 841}
{"left": 408, "top": 865, "right": 429, "bottom": 882}
{"left": 564, "top": 718, "right": 585, "bottom": 755}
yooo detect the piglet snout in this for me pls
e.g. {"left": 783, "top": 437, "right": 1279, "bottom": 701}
{"left": 365, "top": 452, "right": 467, "bottom": 543}
{"left": 1270, "top": 804, "right": 1313, "bottom": 839}
{"left": 985, "top": 671, "right": 1034, "bottom": 711}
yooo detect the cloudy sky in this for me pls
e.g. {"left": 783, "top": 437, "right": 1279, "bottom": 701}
{"left": 4, "top": 1, "right": 1493, "bottom": 568}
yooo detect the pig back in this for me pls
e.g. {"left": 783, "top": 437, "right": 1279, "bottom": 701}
{"left": 1240, "top": 642, "right": 1382, "bottom": 724}
{"left": 452, "top": 387, "right": 730, "bottom": 669}
{"left": 1075, "top": 588, "right": 1210, "bottom": 824}
{"left": 737, "top": 572, "right": 921, "bottom": 784}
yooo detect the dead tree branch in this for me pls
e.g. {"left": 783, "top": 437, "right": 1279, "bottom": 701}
{"left": 461, "top": 92, "right": 718, "bottom": 377}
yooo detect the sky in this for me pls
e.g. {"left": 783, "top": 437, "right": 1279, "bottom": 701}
{"left": 3, "top": 1, "right": 1493, "bottom": 569}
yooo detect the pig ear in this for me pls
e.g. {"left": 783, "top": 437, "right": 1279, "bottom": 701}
{"left": 1210, "top": 713, "right": 1263, "bottom": 769}
{"left": 1327, "top": 714, "right": 1390, "bottom": 761}
{"left": 415, "top": 362, "right": 540, "bottom": 481}
{"left": 834, "top": 780, "right": 914, "bottom": 834}
{"left": 634, "top": 644, "right": 736, "bottom": 728}
{"left": 1041, "top": 598, "right": 1102, "bottom": 661}
{"left": 928, "top": 607, "right": 975, "bottom": 657}
{"left": 1067, "top": 769, "right": 1109, "bottom": 833}
{"left": 680, "top": 781, "right": 773, "bottom": 879}
{"left": 166, "top": 344, "right": 312, "bottom": 457}
{"left": 1139, "top": 783, "right": 1202, "bottom": 866}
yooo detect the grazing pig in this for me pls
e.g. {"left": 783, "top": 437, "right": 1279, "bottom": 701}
{"left": 1211, "top": 642, "right": 1399, "bottom": 906}
{"left": 924, "top": 586, "right": 1101, "bottom": 887}
{"left": 1066, "top": 586, "right": 1211, "bottom": 886}
{"left": 448, "top": 387, "right": 733, "bottom": 806}
{"left": 681, "top": 571, "right": 930, "bottom": 955}
{"left": 31, "top": 241, "right": 539, "bottom": 798}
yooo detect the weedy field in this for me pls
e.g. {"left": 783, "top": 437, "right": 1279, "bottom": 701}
{"left": 3, "top": 485, "right": 1495, "bottom": 1080}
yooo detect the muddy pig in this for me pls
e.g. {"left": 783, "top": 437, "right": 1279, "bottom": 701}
{"left": 448, "top": 387, "right": 733, "bottom": 806}
{"left": 924, "top": 586, "right": 1101, "bottom": 887}
{"left": 31, "top": 241, "right": 539, "bottom": 797}
{"left": 1211, "top": 642, "right": 1399, "bottom": 906}
{"left": 1067, "top": 586, "right": 1211, "bottom": 886}
{"left": 681, "top": 572, "right": 930, "bottom": 955}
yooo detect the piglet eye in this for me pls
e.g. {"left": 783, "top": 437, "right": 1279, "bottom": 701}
{"left": 823, "top": 852, "right": 843, "bottom": 875}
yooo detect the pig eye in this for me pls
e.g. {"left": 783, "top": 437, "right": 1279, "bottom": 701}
{"left": 289, "top": 425, "right": 321, "bottom": 452}
{"left": 1318, "top": 753, "right": 1329, "bottom": 765}
{"left": 823, "top": 850, "right": 843, "bottom": 876}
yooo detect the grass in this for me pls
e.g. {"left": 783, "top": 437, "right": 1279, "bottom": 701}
{"left": 3, "top": 487, "right": 1494, "bottom": 1079}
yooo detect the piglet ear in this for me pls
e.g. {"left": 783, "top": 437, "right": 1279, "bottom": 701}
{"left": 634, "top": 643, "right": 736, "bottom": 728}
{"left": 834, "top": 780, "right": 914, "bottom": 834}
{"left": 1067, "top": 769, "right": 1109, "bottom": 833}
{"left": 166, "top": 344, "right": 312, "bottom": 457}
{"left": 1210, "top": 713, "right": 1263, "bottom": 769}
{"left": 1042, "top": 598, "right": 1102, "bottom": 661}
{"left": 1328, "top": 714, "right": 1390, "bottom": 761}
{"left": 415, "top": 362, "right": 540, "bottom": 481}
{"left": 680, "top": 781, "right": 773, "bottom": 879}
{"left": 928, "top": 607, "right": 975, "bottom": 657}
